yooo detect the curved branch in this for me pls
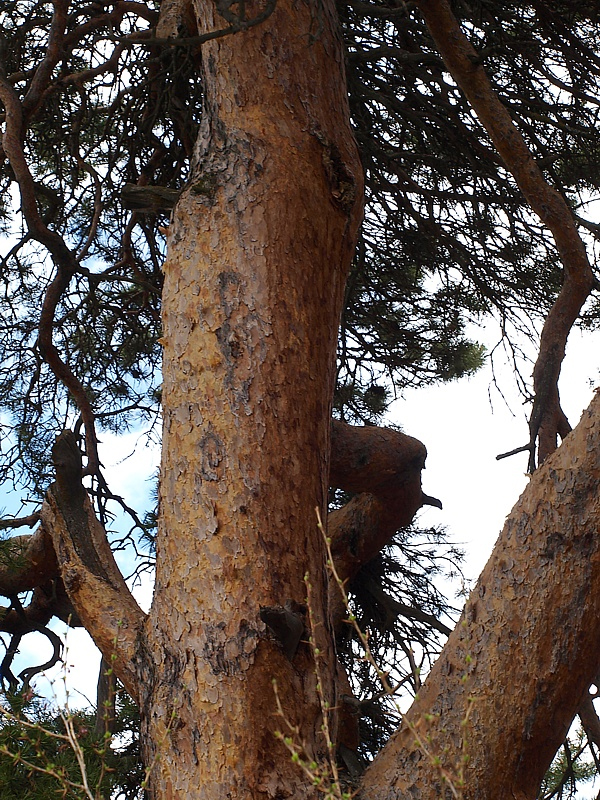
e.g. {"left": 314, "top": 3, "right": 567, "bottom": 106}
{"left": 0, "top": 615, "right": 64, "bottom": 692}
{"left": 41, "top": 431, "right": 146, "bottom": 702}
{"left": 18, "top": 627, "right": 64, "bottom": 688}
{"left": 0, "top": 581, "right": 79, "bottom": 640}
{"left": 0, "top": 76, "right": 100, "bottom": 475}
{"left": 416, "top": 0, "right": 597, "bottom": 471}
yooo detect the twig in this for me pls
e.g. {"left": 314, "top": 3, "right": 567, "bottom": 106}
{"left": 0, "top": 513, "right": 41, "bottom": 531}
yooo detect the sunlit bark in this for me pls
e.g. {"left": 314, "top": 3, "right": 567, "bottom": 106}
{"left": 138, "top": 2, "right": 364, "bottom": 795}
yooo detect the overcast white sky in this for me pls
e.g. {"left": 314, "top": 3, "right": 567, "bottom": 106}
{"left": 399, "top": 324, "right": 600, "bottom": 580}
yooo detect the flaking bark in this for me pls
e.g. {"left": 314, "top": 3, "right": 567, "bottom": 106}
{"left": 139, "top": 2, "right": 364, "bottom": 796}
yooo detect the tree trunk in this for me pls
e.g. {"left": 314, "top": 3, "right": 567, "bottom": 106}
{"left": 139, "top": 4, "right": 363, "bottom": 796}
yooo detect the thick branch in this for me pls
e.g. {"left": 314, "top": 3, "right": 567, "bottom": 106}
{"left": 0, "top": 526, "right": 59, "bottom": 596}
{"left": 329, "top": 420, "right": 437, "bottom": 584}
{"left": 417, "top": 0, "right": 596, "bottom": 471}
{"left": 364, "top": 392, "right": 600, "bottom": 799}
{"left": 41, "top": 431, "right": 145, "bottom": 702}
{"left": 328, "top": 421, "right": 440, "bottom": 636}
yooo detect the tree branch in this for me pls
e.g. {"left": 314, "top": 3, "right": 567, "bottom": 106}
{"left": 329, "top": 420, "right": 438, "bottom": 585}
{"left": 21, "top": 0, "right": 69, "bottom": 118}
{"left": 0, "top": 75, "right": 100, "bottom": 476}
{"left": 416, "top": 0, "right": 597, "bottom": 472}
{"left": 578, "top": 692, "right": 600, "bottom": 752}
{"left": 0, "top": 526, "right": 59, "bottom": 596}
{"left": 41, "top": 431, "right": 146, "bottom": 702}
{"left": 364, "top": 391, "right": 600, "bottom": 798}
{"left": 328, "top": 420, "right": 440, "bottom": 632}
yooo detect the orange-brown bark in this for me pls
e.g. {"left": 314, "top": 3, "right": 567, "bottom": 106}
{"left": 363, "top": 392, "right": 600, "bottom": 800}
{"left": 329, "top": 420, "right": 436, "bottom": 586}
{"left": 328, "top": 420, "right": 439, "bottom": 754}
{"left": 138, "top": 2, "right": 364, "bottom": 796}
{"left": 6, "top": 3, "right": 600, "bottom": 798}
{"left": 40, "top": 432, "right": 145, "bottom": 702}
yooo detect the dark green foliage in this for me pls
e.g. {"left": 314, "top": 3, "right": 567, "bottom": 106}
{"left": 338, "top": 524, "right": 463, "bottom": 761}
{"left": 336, "top": 0, "right": 600, "bottom": 420}
{"left": 537, "top": 727, "right": 597, "bottom": 799}
{"left": 0, "top": 689, "right": 143, "bottom": 799}
{"left": 0, "top": 0, "right": 201, "bottom": 497}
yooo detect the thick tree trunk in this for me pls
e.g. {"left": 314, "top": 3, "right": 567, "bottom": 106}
{"left": 140, "top": 4, "right": 363, "bottom": 797}
{"left": 363, "top": 392, "right": 600, "bottom": 800}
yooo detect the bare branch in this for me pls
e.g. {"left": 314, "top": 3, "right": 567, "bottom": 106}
{"left": 416, "top": 0, "right": 597, "bottom": 471}
{"left": 0, "top": 513, "right": 41, "bottom": 531}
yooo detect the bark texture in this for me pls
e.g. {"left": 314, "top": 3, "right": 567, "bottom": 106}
{"left": 363, "top": 392, "right": 600, "bottom": 799}
{"left": 5, "top": 3, "right": 600, "bottom": 799}
{"left": 329, "top": 419, "right": 435, "bottom": 585}
{"left": 141, "top": 3, "right": 364, "bottom": 797}
{"left": 328, "top": 420, "right": 439, "bottom": 633}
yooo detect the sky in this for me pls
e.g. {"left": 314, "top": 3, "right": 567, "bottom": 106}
{"left": 399, "top": 324, "right": 600, "bottom": 583}
{"left": 397, "top": 325, "right": 600, "bottom": 799}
